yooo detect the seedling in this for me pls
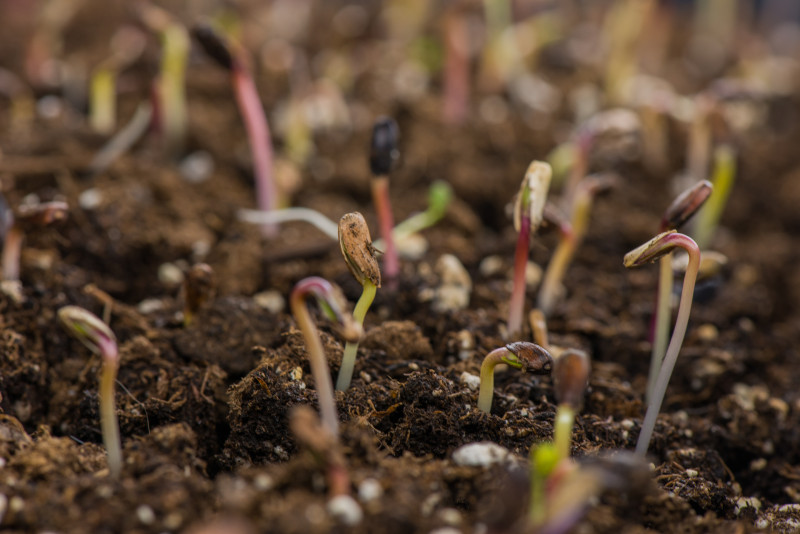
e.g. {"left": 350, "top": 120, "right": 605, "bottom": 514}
{"left": 507, "top": 161, "right": 551, "bottom": 337}
{"left": 183, "top": 263, "right": 215, "bottom": 327}
{"left": 138, "top": 4, "right": 189, "bottom": 155}
{"left": 382, "top": 180, "right": 453, "bottom": 246}
{"left": 369, "top": 117, "right": 401, "bottom": 289}
{"left": 477, "top": 341, "right": 552, "bottom": 414}
{"left": 442, "top": 6, "right": 469, "bottom": 124}
{"left": 537, "top": 174, "right": 615, "bottom": 317}
{"left": 336, "top": 213, "right": 381, "bottom": 391}
{"left": 290, "top": 277, "right": 362, "bottom": 436}
{"left": 692, "top": 144, "right": 736, "bottom": 250}
{"left": 552, "top": 349, "right": 591, "bottom": 461}
{"left": 193, "top": 25, "right": 278, "bottom": 236}
{"left": 1, "top": 199, "right": 68, "bottom": 282}
{"left": 290, "top": 405, "right": 351, "bottom": 497}
{"left": 58, "top": 305, "right": 122, "bottom": 478}
{"left": 648, "top": 180, "right": 712, "bottom": 402}
{"left": 89, "top": 65, "right": 116, "bottom": 134}
{"left": 624, "top": 230, "right": 700, "bottom": 456}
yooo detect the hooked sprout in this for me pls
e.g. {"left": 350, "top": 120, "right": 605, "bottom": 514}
{"left": 552, "top": 349, "right": 591, "bottom": 462}
{"left": 624, "top": 230, "right": 700, "bottom": 456}
{"left": 537, "top": 174, "right": 615, "bottom": 317}
{"left": 507, "top": 161, "right": 551, "bottom": 337}
{"left": 183, "top": 263, "right": 216, "bottom": 327}
{"left": 336, "top": 212, "right": 381, "bottom": 391}
{"left": 369, "top": 117, "right": 401, "bottom": 289}
{"left": 477, "top": 342, "right": 552, "bottom": 414}
{"left": 193, "top": 25, "right": 278, "bottom": 236}
{"left": 648, "top": 180, "right": 712, "bottom": 402}
{"left": 58, "top": 305, "right": 122, "bottom": 478}
{"left": 290, "top": 277, "right": 362, "bottom": 436}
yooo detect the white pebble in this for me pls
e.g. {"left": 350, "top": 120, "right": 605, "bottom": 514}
{"left": 358, "top": 478, "right": 383, "bottom": 502}
{"left": 452, "top": 442, "right": 512, "bottom": 468}
{"left": 253, "top": 290, "right": 285, "bottom": 313}
{"left": 459, "top": 372, "right": 481, "bottom": 392}
{"left": 136, "top": 505, "right": 155, "bottom": 525}
{"left": 79, "top": 188, "right": 103, "bottom": 210}
{"left": 327, "top": 495, "right": 363, "bottom": 526}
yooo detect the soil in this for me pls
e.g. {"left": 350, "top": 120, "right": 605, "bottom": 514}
{"left": 1, "top": 2, "right": 800, "bottom": 533}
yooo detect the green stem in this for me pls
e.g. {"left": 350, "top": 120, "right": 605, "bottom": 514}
{"left": 553, "top": 404, "right": 575, "bottom": 462}
{"left": 336, "top": 281, "right": 376, "bottom": 391}
{"left": 478, "top": 348, "right": 515, "bottom": 413}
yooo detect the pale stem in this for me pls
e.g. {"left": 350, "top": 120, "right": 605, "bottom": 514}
{"left": 553, "top": 404, "right": 576, "bottom": 461}
{"left": 648, "top": 253, "right": 673, "bottom": 403}
{"left": 290, "top": 292, "right": 339, "bottom": 436}
{"left": 636, "top": 238, "right": 699, "bottom": 456}
{"left": 478, "top": 347, "right": 513, "bottom": 413}
{"left": 98, "top": 348, "right": 122, "bottom": 478}
{"left": 507, "top": 215, "right": 530, "bottom": 337}
{"left": 1, "top": 226, "right": 22, "bottom": 281}
{"left": 160, "top": 24, "right": 189, "bottom": 155}
{"left": 90, "top": 67, "right": 116, "bottom": 135}
{"left": 232, "top": 67, "right": 278, "bottom": 237}
{"left": 371, "top": 176, "right": 399, "bottom": 288}
{"left": 88, "top": 101, "right": 153, "bottom": 175}
{"left": 336, "top": 280, "right": 377, "bottom": 391}
{"left": 238, "top": 207, "right": 338, "bottom": 240}
{"left": 537, "top": 232, "right": 575, "bottom": 317}
{"left": 529, "top": 308, "right": 549, "bottom": 349}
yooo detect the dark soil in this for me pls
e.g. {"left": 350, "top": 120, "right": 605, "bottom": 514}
{"left": 1, "top": 1, "right": 799, "bottom": 533}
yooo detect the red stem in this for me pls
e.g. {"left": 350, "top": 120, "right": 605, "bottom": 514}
{"left": 232, "top": 66, "right": 278, "bottom": 237}
{"left": 372, "top": 177, "right": 399, "bottom": 289}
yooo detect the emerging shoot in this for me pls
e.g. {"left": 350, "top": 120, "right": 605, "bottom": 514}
{"left": 648, "top": 180, "right": 712, "bottom": 402}
{"left": 538, "top": 174, "right": 615, "bottom": 317}
{"left": 1, "top": 199, "right": 68, "bottom": 282}
{"left": 552, "top": 349, "right": 591, "bottom": 461}
{"left": 336, "top": 212, "right": 381, "bottom": 391}
{"left": 478, "top": 342, "right": 552, "bottom": 414}
{"left": 369, "top": 117, "right": 400, "bottom": 289}
{"left": 624, "top": 231, "right": 701, "bottom": 456}
{"left": 692, "top": 144, "right": 736, "bottom": 250}
{"left": 193, "top": 25, "right": 278, "bottom": 236}
{"left": 58, "top": 305, "right": 122, "bottom": 478}
{"left": 290, "top": 277, "right": 362, "bottom": 436}
{"left": 507, "top": 161, "right": 552, "bottom": 337}
{"left": 183, "top": 263, "right": 216, "bottom": 327}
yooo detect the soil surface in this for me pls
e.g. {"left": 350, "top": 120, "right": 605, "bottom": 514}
{"left": 1, "top": 1, "right": 800, "bottom": 533}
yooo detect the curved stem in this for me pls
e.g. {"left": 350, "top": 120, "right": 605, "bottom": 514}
{"left": 648, "top": 253, "right": 673, "bottom": 402}
{"left": 507, "top": 218, "right": 530, "bottom": 337}
{"left": 478, "top": 347, "right": 514, "bottom": 413}
{"left": 99, "top": 357, "right": 122, "bottom": 478}
{"left": 2, "top": 226, "right": 22, "bottom": 281}
{"left": 336, "top": 281, "right": 377, "bottom": 391}
{"left": 290, "top": 289, "right": 339, "bottom": 436}
{"left": 233, "top": 67, "right": 277, "bottom": 237}
{"left": 636, "top": 241, "right": 699, "bottom": 456}
{"left": 537, "top": 232, "right": 575, "bottom": 317}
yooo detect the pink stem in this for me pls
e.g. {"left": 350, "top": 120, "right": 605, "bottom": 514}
{"left": 372, "top": 177, "right": 399, "bottom": 289}
{"left": 507, "top": 215, "right": 530, "bottom": 336}
{"left": 443, "top": 12, "right": 469, "bottom": 125}
{"left": 2, "top": 226, "right": 22, "bottom": 281}
{"left": 232, "top": 67, "right": 278, "bottom": 237}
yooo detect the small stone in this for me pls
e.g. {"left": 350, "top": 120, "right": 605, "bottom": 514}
{"left": 396, "top": 233, "right": 428, "bottom": 260}
{"left": 254, "top": 474, "right": 274, "bottom": 491}
{"left": 460, "top": 372, "right": 480, "bottom": 391}
{"left": 525, "top": 261, "right": 543, "bottom": 286}
{"left": 750, "top": 458, "right": 767, "bottom": 471}
{"left": 79, "top": 188, "right": 103, "bottom": 210}
{"left": 696, "top": 323, "right": 718, "bottom": 342}
{"left": 289, "top": 367, "right": 303, "bottom": 381}
{"left": 158, "top": 263, "right": 184, "bottom": 285}
{"left": 358, "top": 478, "right": 383, "bottom": 502}
{"left": 179, "top": 151, "right": 214, "bottom": 183}
{"left": 437, "top": 507, "right": 462, "bottom": 526}
{"left": 327, "top": 495, "right": 363, "bottom": 526}
{"left": 685, "top": 469, "right": 698, "bottom": 478}
{"left": 253, "top": 290, "right": 285, "bottom": 313}
{"left": 136, "top": 505, "right": 156, "bottom": 525}
{"left": 137, "top": 298, "right": 165, "bottom": 314}
{"left": 620, "top": 418, "right": 635, "bottom": 430}
{"left": 479, "top": 255, "right": 504, "bottom": 277}
{"left": 164, "top": 512, "right": 183, "bottom": 530}
{"left": 452, "top": 442, "right": 512, "bottom": 468}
